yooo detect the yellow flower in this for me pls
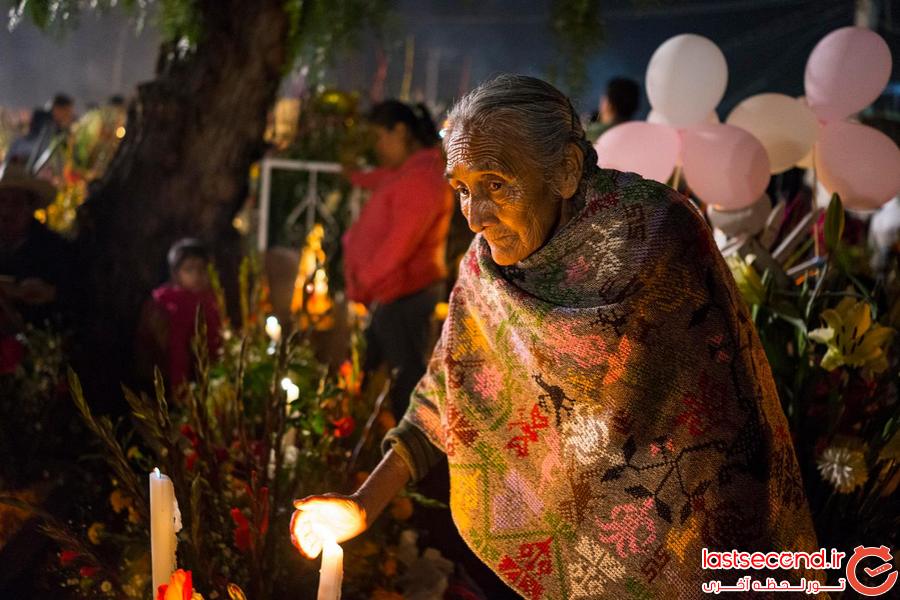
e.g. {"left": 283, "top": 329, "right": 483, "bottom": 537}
{"left": 726, "top": 255, "right": 766, "bottom": 306}
{"left": 433, "top": 302, "right": 449, "bottom": 321}
{"left": 126, "top": 505, "right": 141, "bottom": 524}
{"left": 87, "top": 522, "right": 105, "bottom": 545}
{"left": 109, "top": 489, "right": 130, "bottom": 514}
{"left": 808, "top": 297, "right": 895, "bottom": 378}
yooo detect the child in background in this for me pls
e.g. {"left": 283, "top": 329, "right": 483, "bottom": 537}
{"left": 136, "top": 238, "right": 222, "bottom": 392}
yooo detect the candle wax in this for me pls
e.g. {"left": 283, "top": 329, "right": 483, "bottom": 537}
{"left": 317, "top": 539, "right": 343, "bottom": 600}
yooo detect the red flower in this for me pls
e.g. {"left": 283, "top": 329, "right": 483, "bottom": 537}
{"left": 156, "top": 569, "right": 192, "bottom": 600}
{"left": 79, "top": 565, "right": 100, "bottom": 578}
{"left": 180, "top": 424, "right": 200, "bottom": 449}
{"left": 258, "top": 487, "right": 270, "bottom": 537}
{"left": 185, "top": 450, "right": 198, "bottom": 472}
{"left": 214, "top": 445, "right": 228, "bottom": 462}
{"left": 331, "top": 415, "right": 356, "bottom": 438}
{"left": 59, "top": 550, "right": 79, "bottom": 566}
{"left": 231, "top": 508, "right": 251, "bottom": 552}
{"left": 0, "top": 335, "right": 24, "bottom": 375}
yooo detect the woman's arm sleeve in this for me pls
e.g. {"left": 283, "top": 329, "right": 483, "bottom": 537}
{"left": 380, "top": 332, "right": 448, "bottom": 481}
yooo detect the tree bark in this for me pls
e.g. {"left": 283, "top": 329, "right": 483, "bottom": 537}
{"left": 75, "top": 0, "right": 291, "bottom": 402}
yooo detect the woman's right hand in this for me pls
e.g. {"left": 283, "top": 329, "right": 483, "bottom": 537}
{"left": 290, "top": 494, "right": 367, "bottom": 559}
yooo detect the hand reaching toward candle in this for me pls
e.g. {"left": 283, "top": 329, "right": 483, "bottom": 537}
{"left": 290, "top": 449, "right": 411, "bottom": 559}
{"left": 290, "top": 494, "right": 366, "bottom": 559}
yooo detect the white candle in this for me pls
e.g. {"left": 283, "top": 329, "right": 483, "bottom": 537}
{"left": 265, "top": 316, "right": 282, "bottom": 342}
{"left": 149, "top": 468, "right": 180, "bottom": 594}
{"left": 317, "top": 539, "right": 343, "bottom": 600}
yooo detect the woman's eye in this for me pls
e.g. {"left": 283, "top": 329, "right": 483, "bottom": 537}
{"left": 488, "top": 181, "right": 503, "bottom": 192}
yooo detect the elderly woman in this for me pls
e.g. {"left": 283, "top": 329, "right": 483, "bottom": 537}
{"left": 293, "top": 75, "right": 822, "bottom": 598}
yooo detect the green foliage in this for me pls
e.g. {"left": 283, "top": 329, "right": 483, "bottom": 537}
{"left": 284, "top": 0, "right": 390, "bottom": 80}
{"left": 824, "top": 193, "right": 845, "bottom": 253}
{"left": 7, "top": 0, "right": 388, "bottom": 71}
{"left": 6, "top": 0, "right": 145, "bottom": 33}
{"left": 727, "top": 194, "right": 900, "bottom": 555}
{"left": 549, "top": 0, "right": 605, "bottom": 98}
{"left": 157, "top": 0, "right": 203, "bottom": 45}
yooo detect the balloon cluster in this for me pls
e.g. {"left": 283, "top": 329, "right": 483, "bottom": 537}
{"left": 594, "top": 28, "right": 900, "bottom": 212}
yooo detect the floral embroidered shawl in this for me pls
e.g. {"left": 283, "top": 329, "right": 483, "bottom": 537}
{"left": 403, "top": 169, "right": 824, "bottom": 599}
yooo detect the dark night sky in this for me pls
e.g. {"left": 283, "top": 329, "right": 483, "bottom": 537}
{"left": 0, "top": 1, "right": 895, "bottom": 119}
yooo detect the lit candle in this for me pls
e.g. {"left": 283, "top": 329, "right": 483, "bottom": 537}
{"left": 265, "top": 316, "right": 282, "bottom": 342}
{"left": 149, "top": 468, "right": 181, "bottom": 594}
{"left": 280, "top": 377, "right": 300, "bottom": 452}
{"left": 308, "top": 269, "right": 332, "bottom": 316}
{"left": 317, "top": 538, "right": 343, "bottom": 600}
{"left": 281, "top": 377, "right": 300, "bottom": 403}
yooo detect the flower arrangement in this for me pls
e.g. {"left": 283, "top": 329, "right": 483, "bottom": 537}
{"left": 14, "top": 256, "right": 439, "bottom": 599}
{"left": 725, "top": 194, "right": 899, "bottom": 553}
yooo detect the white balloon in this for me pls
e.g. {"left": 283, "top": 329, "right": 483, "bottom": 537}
{"left": 647, "top": 109, "right": 719, "bottom": 126}
{"left": 646, "top": 34, "right": 728, "bottom": 127}
{"left": 726, "top": 93, "right": 819, "bottom": 174}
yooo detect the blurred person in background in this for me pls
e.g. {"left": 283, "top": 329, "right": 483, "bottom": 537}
{"left": 586, "top": 76, "right": 640, "bottom": 142}
{"left": 343, "top": 99, "right": 453, "bottom": 422}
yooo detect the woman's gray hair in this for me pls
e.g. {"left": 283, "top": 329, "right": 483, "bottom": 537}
{"left": 444, "top": 74, "right": 598, "bottom": 194}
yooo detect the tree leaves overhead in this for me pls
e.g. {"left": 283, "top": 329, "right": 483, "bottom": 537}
{"left": 285, "top": 0, "right": 390, "bottom": 78}
{"left": 6, "top": 0, "right": 388, "bottom": 67}
{"left": 549, "top": 0, "right": 605, "bottom": 98}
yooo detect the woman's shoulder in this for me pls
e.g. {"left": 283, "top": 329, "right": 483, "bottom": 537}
{"left": 591, "top": 168, "right": 701, "bottom": 224}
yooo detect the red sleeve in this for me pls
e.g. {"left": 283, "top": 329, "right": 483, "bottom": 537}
{"left": 350, "top": 174, "right": 447, "bottom": 297}
{"left": 342, "top": 230, "right": 372, "bottom": 305}
{"left": 350, "top": 166, "right": 396, "bottom": 190}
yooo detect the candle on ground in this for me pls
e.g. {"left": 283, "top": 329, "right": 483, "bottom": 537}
{"left": 149, "top": 468, "right": 180, "bottom": 594}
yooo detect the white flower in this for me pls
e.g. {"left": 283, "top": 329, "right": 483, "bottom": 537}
{"left": 817, "top": 445, "right": 868, "bottom": 493}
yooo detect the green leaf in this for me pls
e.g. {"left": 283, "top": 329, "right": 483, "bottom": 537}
{"left": 824, "top": 193, "right": 845, "bottom": 253}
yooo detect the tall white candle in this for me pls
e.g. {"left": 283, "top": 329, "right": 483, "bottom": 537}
{"left": 317, "top": 539, "right": 343, "bottom": 600}
{"left": 149, "top": 468, "right": 180, "bottom": 594}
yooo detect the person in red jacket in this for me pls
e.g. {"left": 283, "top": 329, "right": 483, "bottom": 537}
{"left": 343, "top": 100, "right": 452, "bottom": 420}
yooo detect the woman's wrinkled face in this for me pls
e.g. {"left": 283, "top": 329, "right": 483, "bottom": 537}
{"left": 445, "top": 127, "right": 560, "bottom": 266}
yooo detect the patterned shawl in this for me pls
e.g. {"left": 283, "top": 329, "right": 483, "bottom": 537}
{"left": 403, "top": 169, "right": 824, "bottom": 599}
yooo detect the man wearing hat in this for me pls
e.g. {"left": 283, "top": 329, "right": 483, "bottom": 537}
{"left": 0, "top": 163, "right": 71, "bottom": 330}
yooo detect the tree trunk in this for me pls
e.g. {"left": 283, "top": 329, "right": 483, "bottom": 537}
{"left": 75, "top": 0, "right": 291, "bottom": 402}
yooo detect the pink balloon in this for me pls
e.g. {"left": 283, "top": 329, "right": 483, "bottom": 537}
{"left": 594, "top": 122, "right": 680, "bottom": 184}
{"left": 682, "top": 123, "right": 770, "bottom": 210}
{"left": 815, "top": 121, "right": 900, "bottom": 210}
{"left": 805, "top": 27, "right": 892, "bottom": 121}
